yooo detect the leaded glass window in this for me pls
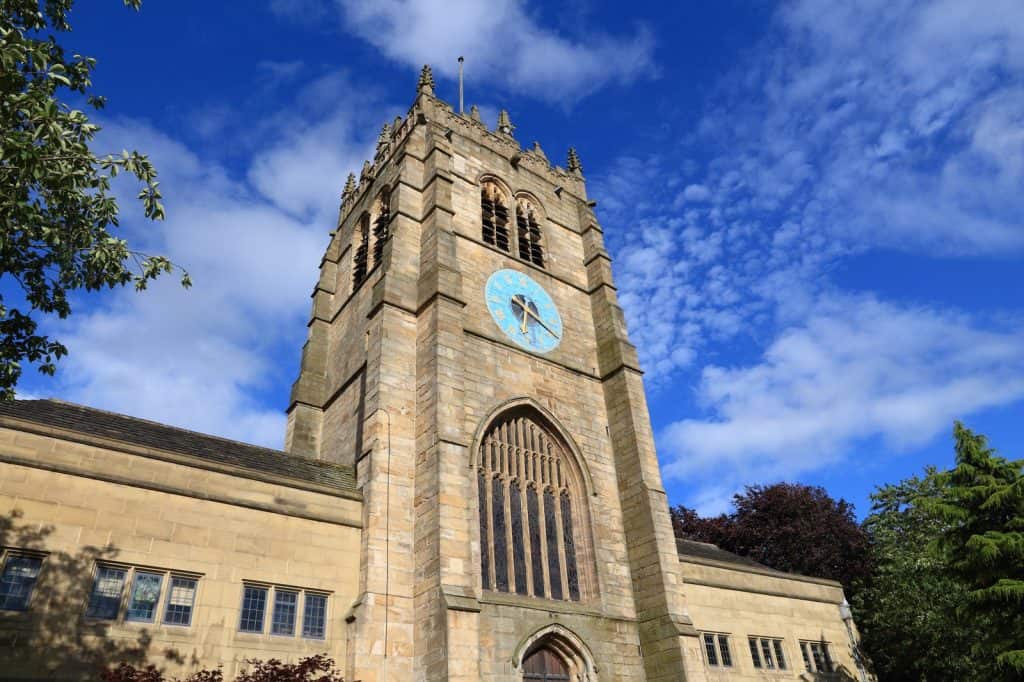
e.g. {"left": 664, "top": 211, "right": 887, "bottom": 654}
{"left": 87, "top": 566, "right": 127, "bottom": 619}
{"left": 126, "top": 571, "right": 163, "bottom": 622}
{"left": 0, "top": 555, "right": 42, "bottom": 611}
{"left": 703, "top": 632, "right": 733, "bottom": 667}
{"left": 801, "top": 640, "right": 833, "bottom": 673}
{"left": 511, "top": 483, "right": 528, "bottom": 595}
{"left": 271, "top": 589, "right": 298, "bottom": 636}
{"left": 163, "top": 576, "right": 197, "bottom": 626}
{"left": 750, "top": 636, "right": 787, "bottom": 670}
{"left": 476, "top": 408, "right": 591, "bottom": 602}
{"left": 302, "top": 593, "right": 327, "bottom": 639}
{"left": 239, "top": 585, "right": 267, "bottom": 633}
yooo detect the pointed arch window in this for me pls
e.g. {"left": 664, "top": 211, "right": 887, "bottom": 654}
{"left": 352, "top": 213, "right": 370, "bottom": 289}
{"left": 372, "top": 187, "right": 391, "bottom": 268}
{"left": 481, "top": 180, "right": 511, "bottom": 253}
{"left": 477, "top": 408, "right": 588, "bottom": 602}
{"left": 515, "top": 197, "right": 544, "bottom": 268}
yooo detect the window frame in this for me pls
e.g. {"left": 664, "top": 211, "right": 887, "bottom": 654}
{"left": 238, "top": 583, "right": 330, "bottom": 640}
{"left": 85, "top": 562, "right": 200, "bottom": 627}
{"left": 0, "top": 549, "right": 46, "bottom": 612}
{"left": 301, "top": 592, "right": 328, "bottom": 640}
{"left": 162, "top": 575, "right": 198, "bottom": 627}
{"left": 800, "top": 640, "right": 835, "bottom": 673}
{"left": 701, "top": 631, "right": 733, "bottom": 668}
{"left": 748, "top": 635, "right": 788, "bottom": 671}
{"left": 125, "top": 570, "right": 164, "bottom": 623}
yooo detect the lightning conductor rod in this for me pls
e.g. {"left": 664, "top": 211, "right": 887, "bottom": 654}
{"left": 458, "top": 56, "right": 465, "bottom": 114}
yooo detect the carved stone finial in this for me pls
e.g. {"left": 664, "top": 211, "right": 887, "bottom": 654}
{"left": 417, "top": 64, "right": 435, "bottom": 95}
{"left": 360, "top": 160, "right": 372, "bottom": 182}
{"left": 342, "top": 172, "right": 357, "bottom": 200}
{"left": 567, "top": 147, "right": 583, "bottom": 175}
{"left": 496, "top": 109, "right": 515, "bottom": 136}
{"left": 531, "top": 141, "right": 548, "bottom": 163}
{"left": 470, "top": 105, "right": 482, "bottom": 122}
{"left": 375, "top": 123, "right": 391, "bottom": 159}
{"left": 393, "top": 115, "right": 402, "bottom": 131}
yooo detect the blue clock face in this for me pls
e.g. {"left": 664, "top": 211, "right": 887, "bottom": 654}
{"left": 485, "top": 269, "right": 563, "bottom": 353}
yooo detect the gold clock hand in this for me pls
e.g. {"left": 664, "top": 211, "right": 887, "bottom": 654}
{"left": 520, "top": 307, "right": 529, "bottom": 334}
{"left": 524, "top": 306, "right": 560, "bottom": 339}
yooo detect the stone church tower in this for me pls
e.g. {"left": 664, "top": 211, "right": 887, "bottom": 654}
{"left": 284, "top": 66, "right": 704, "bottom": 681}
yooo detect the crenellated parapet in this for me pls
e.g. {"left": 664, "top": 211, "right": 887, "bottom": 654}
{"left": 336, "top": 64, "right": 588, "bottom": 232}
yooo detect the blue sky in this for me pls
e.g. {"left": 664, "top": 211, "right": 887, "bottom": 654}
{"left": 12, "top": 0, "right": 1024, "bottom": 517}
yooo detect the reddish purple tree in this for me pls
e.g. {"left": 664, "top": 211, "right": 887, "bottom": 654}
{"left": 672, "top": 483, "right": 871, "bottom": 592}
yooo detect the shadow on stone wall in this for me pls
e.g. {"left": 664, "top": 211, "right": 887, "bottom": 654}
{"left": 0, "top": 508, "right": 184, "bottom": 680}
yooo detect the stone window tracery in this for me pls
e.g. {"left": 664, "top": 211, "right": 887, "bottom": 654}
{"left": 481, "top": 180, "right": 511, "bottom": 253}
{"left": 477, "top": 408, "right": 588, "bottom": 602}
{"left": 515, "top": 196, "right": 544, "bottom": 268}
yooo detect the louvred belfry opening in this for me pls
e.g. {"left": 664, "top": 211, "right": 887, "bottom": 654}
{"left": 477, "top": 407, "right": 590, "bottom": 602}
{"left": 352, "top": 212, "right": 370, "bottom": 288}
{"left": 515, "top": 197, "right": 544, "bottom": 268}
{"left": 371, "top": 186, "right": 390, "bottom": 267}
{"left": 481, "top": 180, "right": 511, "bottom": 252}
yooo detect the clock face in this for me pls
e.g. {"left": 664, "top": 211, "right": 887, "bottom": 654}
{"left": 485, "top": 269, "right": 563, "bottom": 354}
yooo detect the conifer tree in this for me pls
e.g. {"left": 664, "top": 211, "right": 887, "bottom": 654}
{"left": 926, "top": 422, "right": 1024, "bottom": 674}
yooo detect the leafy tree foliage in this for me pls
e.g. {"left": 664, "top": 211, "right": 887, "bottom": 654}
{"left": 671, "top": 482, "right": 872, "bottom": 591}
{"left": 927, "top": 422, "right": 1024, "bottom": 675}
{"left": 102, "top": 655, "right": 345, "bottom": 682}
{"left": 1, "top": 0, "right": 189, "bottom": 400}
{"left": 853, "top": 469, "right": 1001, "bottom": 681}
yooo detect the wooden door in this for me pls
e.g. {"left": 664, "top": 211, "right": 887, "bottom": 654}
{"left": 523, "top": 647, "right": 570, "bottom": 681}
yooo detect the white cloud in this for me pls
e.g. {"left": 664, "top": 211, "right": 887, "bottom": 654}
{"left": 679, "top": 184, "right": 710, "bottom": 203}
{"left": 661, "top": 294, "right": 1024, "bottom": 493}
{"left": 36, "top": 73, "right": 386, "bottom": 449}
{"left": 322, "top": 0, "right": 655, "bottom": 102}
{"left": 594, "top": 0, "right": 1024, "bottom": 383}
{"left": 591, "top": 0, "right": 1024, "bottom": 510}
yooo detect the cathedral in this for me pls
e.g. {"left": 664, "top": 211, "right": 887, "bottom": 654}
{"left": 0, "top": 67, "right": 868, "bottom": 681}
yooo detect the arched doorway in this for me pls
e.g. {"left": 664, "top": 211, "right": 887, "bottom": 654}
{"left": 512, "top": 623, "right": 597, "bottom": 682}
{"left": 522, "top": 646, "right": 569, "bottom": 681}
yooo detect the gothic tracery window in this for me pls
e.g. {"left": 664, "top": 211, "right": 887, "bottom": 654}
{"left": 477, "top": 408, "right": 586, "bottom": 602}
{"left": 372, "top": 187, "right": 390, "bottom": 268}
{"left": 481, "top": 180, "right": 511, "bottom": 253}
{"left": 352, "top": 212, "right": 370, "bottom": 289}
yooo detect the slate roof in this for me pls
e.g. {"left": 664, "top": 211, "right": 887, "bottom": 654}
{"left": 676, "top": 538, "right": 772, "bottom": 570}
{"left": 0, "top": 399, "right": 357, "bottom": 495}
{"left": 676, "top": 537, "right": 840, "bottom": 586}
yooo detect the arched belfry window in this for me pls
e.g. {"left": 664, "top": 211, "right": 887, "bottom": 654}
{"left": 481, "top": 180, "right": 511, "bottom": 253}
{"left": 477, "top": 407, "right": 590, "bottom": 602}
{"left": 515, "top": 196, "right": 544, "bottom": 268}
{"left": 352, "top": 212, "right": 370, "bottom": 288}
{"left": 372, "top": 186, "right": 391, "bottom": 267}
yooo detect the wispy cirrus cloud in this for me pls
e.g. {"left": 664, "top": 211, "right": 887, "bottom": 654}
{"left": 595, "top": 0, "right": 1024, "bottom": 513}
